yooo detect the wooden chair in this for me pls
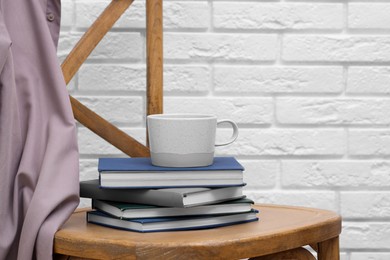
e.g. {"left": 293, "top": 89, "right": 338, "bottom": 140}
{"left": 54, "top": 1, "right": 342, "bottom": 259}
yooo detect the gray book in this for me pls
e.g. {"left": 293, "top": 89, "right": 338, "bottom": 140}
{"left": 80, "top": 179, "right": 246, "bottom": 208}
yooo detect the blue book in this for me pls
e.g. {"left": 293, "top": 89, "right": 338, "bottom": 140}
{"left": 98, "top": 157, "right": 245, "bottom": 189}
{"left": 98, "top": 157, "right": 244, "bottom": 172}
{"left": 87, "top": 209, "right": 259, "bottom": 233}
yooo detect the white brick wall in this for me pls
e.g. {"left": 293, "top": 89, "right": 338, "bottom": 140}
{"left": 60, "top": 1, "right": 390, "bottom": 258}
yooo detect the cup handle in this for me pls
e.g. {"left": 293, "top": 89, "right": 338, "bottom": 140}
{"left": 215, "top": 120, "right": 239, "bottom": 147}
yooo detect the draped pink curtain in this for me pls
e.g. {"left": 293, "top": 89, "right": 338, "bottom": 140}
{"left": 0, "top": 0, "right": 79, "bottom": 259}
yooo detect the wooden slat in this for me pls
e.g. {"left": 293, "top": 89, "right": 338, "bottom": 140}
{"left": 61, "top": 0, "right": 149, "bottom": 157}
{"left": 146, "top": 0, "right": 163, "bottom": 116}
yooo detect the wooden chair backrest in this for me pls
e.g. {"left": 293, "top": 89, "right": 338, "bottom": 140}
{"left": 61, "top": 0, "right": 163, "bottom": 157}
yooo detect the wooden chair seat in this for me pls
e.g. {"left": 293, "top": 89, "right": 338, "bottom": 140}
{"left": 53, "top": 204, "right": 341, "bottom": 259}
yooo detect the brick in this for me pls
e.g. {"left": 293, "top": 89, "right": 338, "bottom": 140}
{"left": 75, "top": 96, "right": 143, "bottom": 124}
{"left": 347, "top": 67, "right": 390, "bottom": 94}
{"left": 342, "top": 222, "right": 390, "bottom": 249}
{"left": 164, "top": 97, "right": 273, "bottom": 125}
{"left": 277, "top": 98, "right": 390, "bottom": 125}
{"left": 57, "top": 32, "right": 143, "bottom": 60}
{"left": 75, "top": 1, "right": 145, "bottom": 29}
{"left": 214, "top": 66, "right": 343, "bottom": 94}
{"left": 349, "top": 3, "right": 390, "bottom": 29}
{"left": 79, "top": 159, "right": 98, "bottom": 207}
{"left": 79, "top": 65, "right": 210, "bottom": 93}
{"left": 164, "top": 65, "right": 211, "bottom": 93}
{"left": 57, "top": 31, "right": 77, "bottom": 61}
{"left": 215, "top": 129, "right": 345, "bottom": 157}
{"left": 79, "top": 198, "right": 91, "bottom": 208}
{"left": 245, "top": 191, "right": 337, "bottom": 211}
{"left": 164, "top": 2, "right": 209, "bottom": 29}
{"left": 78, "top": 127, "right": 146, "bottom": 155}
{"left": 78, "top": 65, "right": 146, "bottom": 92}
{"left": 67, "top": 77, "right": 77, "bottom": 94}
{"left": 214, "top": 3, "right": 343, "bottom": 30}
{"left": 350, "top": 253, "right": 390, "bottom": 260}
{"left": 240, "top": 160, "right": 279, "bottom": 189}
{"left": 60, "top": 0, "right": 73, "bottom": 29}
{"left": 282, "top": 161, "right": 390, "bottom": 188}
{"left": 79, "top": 159, "right": 99, "bottom": 181}
{"left": 283, "top": 35, "right": 390, "bottom": 62}
{"left": 349, "top": 130, "right": 390, "bottom": 156}
{"left": 341, "top": 192, "right": 390, "bottom": 218}
{"left": 75, "top": 1, "right": 209, "bottom": 29}
{"left": 165, "top": 33, "right": 278, "bottom": 61}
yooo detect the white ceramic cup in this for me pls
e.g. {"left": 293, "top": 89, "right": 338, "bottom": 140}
{"left": 147, "top": 114, "right": 238, "bottom": 167}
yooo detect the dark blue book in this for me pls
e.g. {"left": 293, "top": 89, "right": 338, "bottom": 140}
{"left": 87, "top": 209, "right": 259, "bottom": 233}
{"left": 98, "top": 157, "right": 245, "bottom": 188}
{"left": 92, "top": 198, "right": 254, "bottom": 219}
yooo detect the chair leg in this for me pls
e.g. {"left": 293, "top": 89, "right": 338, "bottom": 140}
{"left": 317, "top": 237, "right": 340, "bottom": 260}
{"left": 249, "top": 247, "right": 316, "bottom": 260}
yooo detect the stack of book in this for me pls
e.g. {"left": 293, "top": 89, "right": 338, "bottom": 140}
{"left": 80, "top": 157, "right": 259, "bottom": 233}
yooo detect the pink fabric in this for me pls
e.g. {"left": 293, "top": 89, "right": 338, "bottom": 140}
{"left": 0, "top": 0, "right": 79, "bottom": 259}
